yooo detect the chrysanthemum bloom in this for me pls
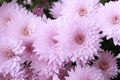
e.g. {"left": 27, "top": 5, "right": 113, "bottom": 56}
{"left": 6, "top": 12, "right": 40, "bottom": 42}
{"left": 0, "top": 1, "right": 25, "bottom": 35}
{"left": 49, "top": 1, "right": 63, "bottom": 18}
{"left": 33, "top": 20, "right": 67, "bottom": 78}
{"left": 61, "top": 0, "right": 100, "bottom": 19}
{"left": 97, "top": 1, "right": 120, "bottom": 45}
{"left": 0, "top": 1, "right": 20, "bottom": 27}
{"left": 0, "top": 0, "right": 40, "bottom": 42}
{"left": 30, "top": 55, "right": 60, "bottom": 79}
{"left": 65, "top": 65, "right": 105, "bottom": 80}
{"left": 57, "top": 19, "right": 101, "bottom": 63}
{"left": 0, "top": 1, "right": 41, "bottom": 51}
{"left": 93, "top": 50, "right": 119, "bottom": 79}
{"left": 33, "top": 20, "right": 65, "bottom": 66}
{"left": 5, "top": 9, "right": 40, "bottom": 63}
{"left": 0, "top": 37, "right": 25, "bottom": 76}
{"left": 5, "top": 7, "right": 40, "bottom": 61}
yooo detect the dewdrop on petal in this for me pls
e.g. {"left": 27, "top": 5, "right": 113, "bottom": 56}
{"left": 93, "top": 50, "right": 119, "bottom": 79}
{"left": 65, "top": 65, "right": 105, "bottom": 80}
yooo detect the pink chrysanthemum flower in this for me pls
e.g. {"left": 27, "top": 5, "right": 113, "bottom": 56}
{"left": 61, "top": 0, "right": 100, "bottom": 19}
{"left": 49, "top": 1, "right": 63, "bottom": 18}
{"left": 2, "top": 2, "right": 40, "bottom": 62}
{"left": 57, "top": 19, "right": 101, "bottom": 63}
{"left": 0, "top": 0, "right": 40, "bottom": 43}
{"left": 0, "top": 1, "right": 41, "bottom": 51}
{"left": 0, "top": 1, "right": 25, "bottom": 35}
{"left": 6, "top": 13, "right": 39, "bottom": 42}
{"left": 65, "top": 65, "right": 105, "bottom": 80}
{"left": 93, "top": 50, "right": 119, "bottom": 79}
{"left": 0, "top": 1, "right": 20, "bottom": 27}
{"left": 30, "top": 55, "right": 60, "bottom": 79}
{"left": 0, "top": 37, "right": 25, "bottom": 76}
{"left": 6, "top": 12, "right": 40, "bottom": 63}
{"left": 97, "top": 1, "right": 120, "bottom": 45}
{"left": 33, "top": 20, "right": 65, "bottom": 65}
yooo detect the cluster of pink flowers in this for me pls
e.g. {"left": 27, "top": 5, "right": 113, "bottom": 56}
{"left": 0, "top": 0, "right": 120, "bottom": 80}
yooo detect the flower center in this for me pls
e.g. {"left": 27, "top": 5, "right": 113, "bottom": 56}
{"left": 112, "top": 15, "right": 120, "bottom": 25}
{"left": 23, "top": 27, "right": 31, "bottom": 36}
{"left": 4, "top": 17, "right": 11, "bottom": 25}
{"left": 52, "top": 39, "right": 58, "bottom": 44}
{"left": 100, "top": 61, "right": 109, "bottom": 70}
{"left": 74, "top": 33, "right": 85, "bottom": 45}
{"left": 79, "top": 8, "right": 87, "bottom": 16}
{"left": 50, "top": 33, "right": 58, "bottom": 45}
{"left": 4, "top": 49, "right": 15, "bottom": 59}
